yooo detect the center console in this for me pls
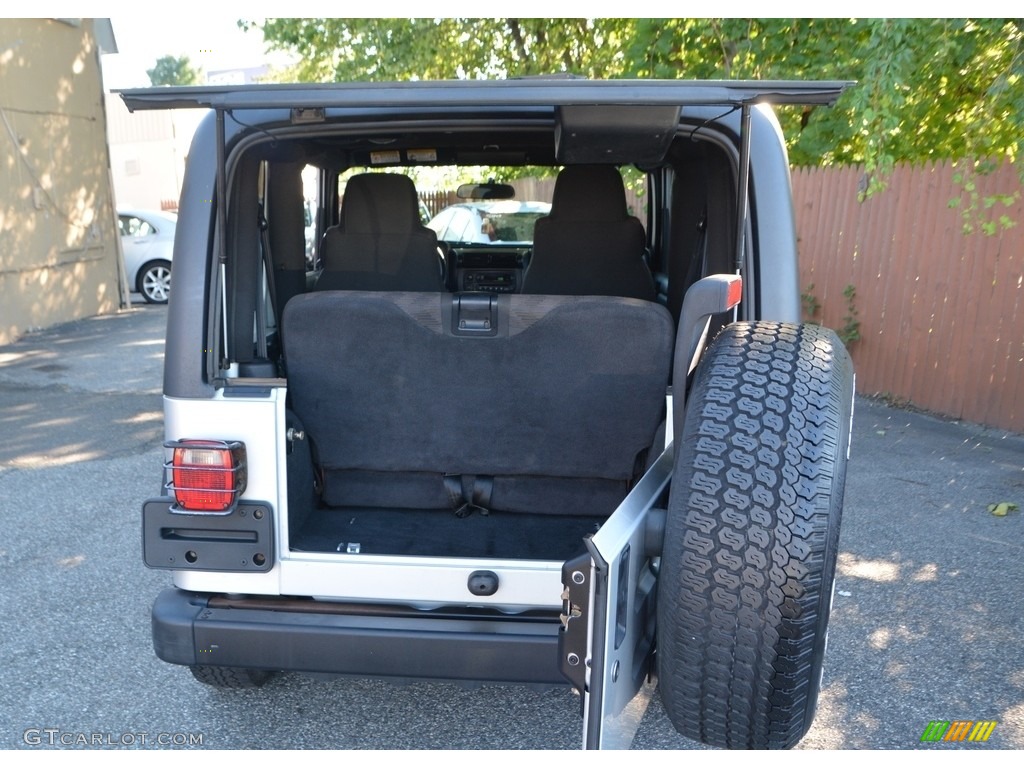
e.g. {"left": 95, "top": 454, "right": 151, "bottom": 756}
{"left": 451, "top": 247, "right": 530, "bottom": 294}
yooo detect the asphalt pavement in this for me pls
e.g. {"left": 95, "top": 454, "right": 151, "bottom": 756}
{"left": 0, "top": 304, "right": 1021, "bottom": 750}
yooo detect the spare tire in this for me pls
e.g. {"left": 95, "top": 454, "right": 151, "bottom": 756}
{"left": 657, "top": 321, "right": 854, "bottom": 749}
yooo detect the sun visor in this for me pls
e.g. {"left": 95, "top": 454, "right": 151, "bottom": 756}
{"left": 554, "top": 104, "right": 681, "bottom": 165}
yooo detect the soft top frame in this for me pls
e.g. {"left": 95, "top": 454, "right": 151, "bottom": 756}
{"left": 118, "top": 78, "right": 853, "bottom": 112}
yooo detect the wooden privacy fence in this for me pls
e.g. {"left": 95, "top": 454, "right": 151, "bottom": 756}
{"left": 420, "top": 189, "right": 458, "bottom": 217}
{"left": 791, "top": 161, "right": 1023, "bottom": 432}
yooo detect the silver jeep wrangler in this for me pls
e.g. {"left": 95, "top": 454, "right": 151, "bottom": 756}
{"left": 125, "top": 78, "right": 855, "bottom": 749}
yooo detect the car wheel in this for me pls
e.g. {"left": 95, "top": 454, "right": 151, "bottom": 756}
{"left": 189, "top": 665, "right": 274, "bottom": 689}
{"left": 138, "top": 260, "right": 171, "bottom": 304}
{"left": 657, "top": 321, "right": 854, "bottom": 749}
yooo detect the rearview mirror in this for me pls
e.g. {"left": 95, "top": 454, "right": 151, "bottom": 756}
{"left": 457, "top": 182, "right": 515, "bottom": 200}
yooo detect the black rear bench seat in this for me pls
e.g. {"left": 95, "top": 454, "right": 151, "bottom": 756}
{"left": 283, "top": 291, "right": 674, "bottom": 519}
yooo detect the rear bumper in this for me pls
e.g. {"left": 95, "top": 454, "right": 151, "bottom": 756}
{"left": 152, "top": 588, "right": 567, "bottom": 685}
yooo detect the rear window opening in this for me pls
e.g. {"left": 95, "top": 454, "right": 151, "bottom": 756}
{"left": 208, "top": 112, "right": 742, "bottom": 564}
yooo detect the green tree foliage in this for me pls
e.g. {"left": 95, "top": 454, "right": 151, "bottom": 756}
{"left": 147, "top": 54, "right": 202, "bottom": 86}
{"left": 247, "top": 18, "right": 1022, "bottom": 182}
{"left": 247, "top": 19, "right": 633, "bottom": 81}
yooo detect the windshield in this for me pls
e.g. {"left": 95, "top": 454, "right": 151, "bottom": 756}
{"left": 337, "top": 166, "right": 556, "bottom": 246}
{"left": 329, "top": 165, "right": 643, "bottom": 246}
{"left": 427, "top": 201, "right": 551, "bottom": 244}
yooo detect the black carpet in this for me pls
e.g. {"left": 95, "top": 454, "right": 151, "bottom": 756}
{"left": 291, "top": 507, "right": 604, "bottom": 560}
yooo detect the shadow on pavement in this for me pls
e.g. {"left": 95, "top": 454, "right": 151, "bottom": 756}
{"left": 0, "top": 306, "right": 166, "bottom": 469}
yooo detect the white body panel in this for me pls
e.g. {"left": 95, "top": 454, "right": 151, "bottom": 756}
{"left": 282, "top": 556, "right": 564, "bottom": 610}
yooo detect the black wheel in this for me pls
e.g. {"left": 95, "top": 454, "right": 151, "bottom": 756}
{"left": 189, "top": 665, "right": 274, "bottom": 689}
{"left": 137, "top": 260, "right": 171, "bottom": 304}
{"left": 657, "top": 321, "right": 854, "bottom": 749}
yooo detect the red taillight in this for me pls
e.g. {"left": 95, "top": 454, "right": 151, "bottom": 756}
{"left": 165, "top": 440, "right": 247, "bottom": 513}
{"left": 726, "top": 275, "right": 743, "bottom": 309}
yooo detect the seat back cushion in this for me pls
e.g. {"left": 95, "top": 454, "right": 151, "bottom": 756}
{"left": 284, "top": 291, "right": 673, "bottom": 515}
{"left": 521, "top": 165, "right": 655, "bottom": 301}
{"left": 316, "top": 173, "right": 442, "bottom": 292}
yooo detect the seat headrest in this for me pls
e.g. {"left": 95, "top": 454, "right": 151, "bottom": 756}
{"left": 549, "top": 165, "right": 630, "bottom": 221}
{"left": 341, "top": 173, "right": 423, "bottom": 234}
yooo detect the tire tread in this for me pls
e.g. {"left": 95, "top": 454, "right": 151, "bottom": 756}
{"left": 189, "top": 665, "right": 274, "bottom": 689}
{"left": 658, "top": 321, "right": 853, "bottom": 749}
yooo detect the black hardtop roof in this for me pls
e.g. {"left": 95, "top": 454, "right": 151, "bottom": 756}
{"left": 118, "top": 78, "right": 853, "bottom": 112}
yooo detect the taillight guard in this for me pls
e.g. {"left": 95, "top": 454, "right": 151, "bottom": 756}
{"left": 164, "top": 439, "right": 247, "bottom": 515}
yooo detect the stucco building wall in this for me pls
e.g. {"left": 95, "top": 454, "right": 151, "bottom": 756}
{"left": 0, "top": 18, "right": 122, "bottom": 346}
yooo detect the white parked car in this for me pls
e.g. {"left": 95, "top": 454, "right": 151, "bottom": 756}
{"left": 118, "top": 208, "right": 175, "bottom": 304}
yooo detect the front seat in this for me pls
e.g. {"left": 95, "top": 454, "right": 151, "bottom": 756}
{"left": 521, "top": 165, "right": 655, "bottom": 301}
{"left": 315, "top": 173, "right": 444, "bottom": 292}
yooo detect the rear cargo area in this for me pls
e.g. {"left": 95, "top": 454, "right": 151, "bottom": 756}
{"left": 282, "top": 291, "right": 674, "bottom": 562}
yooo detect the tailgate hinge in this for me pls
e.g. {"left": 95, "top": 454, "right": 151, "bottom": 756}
{"left": 558, "top": 551, "right": 592, "bottom": 697}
